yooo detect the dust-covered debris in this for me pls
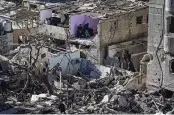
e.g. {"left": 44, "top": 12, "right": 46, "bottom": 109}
{"left": 0, "top": 52, "right": 173, "bottom": 114}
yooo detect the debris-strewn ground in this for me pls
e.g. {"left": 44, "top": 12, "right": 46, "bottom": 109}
{"left": 0, "top": 36, "right": 172, "bottom": 114}
{"left": 0, "top": 67, "right": 174, "bottom": 114}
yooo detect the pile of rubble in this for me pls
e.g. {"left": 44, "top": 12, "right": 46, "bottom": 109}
{"left": 0, "top": 38, "right": 173, "bottom": 114}
{"left": 0, "top": 64, "right": 174, "bottom": 114}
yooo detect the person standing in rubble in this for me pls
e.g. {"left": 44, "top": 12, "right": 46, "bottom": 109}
{"left": 127, "top": 58, "right": 136, "bottom": 72}
{"left": 124, "top": 50, "right": 131, "bottom": 60}
{"left": 113, "top": 52, "right": 121, "bottom": 67}
{"left": 123, "top": 50, "right": 136, "bottom": 72}
{"left": 67, "top": 92, "right": 74, "bottom": 109}
{"left": 41, "top": 61, "right": 54, "bottom": 95}
{"left": 84, "top": 23, "right": 90, "bottom": 38}
{"left": 123, "top": 50, "right": 131, "bottom": 70}
{"left": 0, "top": 80, "right": 8, "bottom": 96}
{"left": 77, "top": 24, "right": 84, "bottom": 38}
{"left": 58, "top": 102, "right": 66, "bottom": 114}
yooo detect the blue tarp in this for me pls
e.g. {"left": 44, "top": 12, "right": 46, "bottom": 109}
{"left": 80, "top": 59, "right": 101, "bottom": 79}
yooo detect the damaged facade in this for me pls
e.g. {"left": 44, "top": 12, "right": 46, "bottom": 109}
{"left": 0, "top": 1, "right": 40, "bottom": 46}
{"left": 147, "top": 0, "right": 174, "bottom": 92}
{"left": 25, "top": 0, "right": 149, "bottom": 72}
{"left": 2, "top": 0, "right": 174, "bottom": 114}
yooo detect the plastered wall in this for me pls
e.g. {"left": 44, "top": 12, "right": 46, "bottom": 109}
{"left": 98, "top": 7, "right": 148, "bottom": 64}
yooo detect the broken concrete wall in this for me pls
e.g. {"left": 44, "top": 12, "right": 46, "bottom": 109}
{"left": 108, "top": 40, "right": 146, "bottom": 58}
{"left": 146, "top": 48, "right": 163, "bottom": 91}
{"left": 147, "top": 0, "right": 174, "bottom": 92}
{"left": 39, "top": 25, "right": 68, "bottom": 40}
{"left": 146, "top": 0, "right": 165, "bottom": 91}
{"left": 86, "top": 45, "right": 100, "bottom": 64}
{"left": 48, "top": 51, "right": 81, "bottom": 76}
{"left": 124, "top": 73, "right": 146, "bottom": 90}
{"left": 132, "top": 52, "right": 147, "bottom": 72}
{"left": 13, "top": 28, "right": 38, "bottom": 44}
{"left": 11, "top": 46, "right": 81, "bottom": 76}
{"left": 11, "top": 46, "right": 49, "bottom": 65}
{"left": 99, "top": 7, "right": 148, "bottom": 45}
{"left": 106, "top": 39, "right": 147, "bottom": 71}
{"left": 99, "top": 7, "right": 148, "bottom": 64}
{"left": 161, "top": 55, "right": 174, "bottom": 91}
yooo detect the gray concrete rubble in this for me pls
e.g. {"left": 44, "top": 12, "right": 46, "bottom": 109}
{"left": 0, "top": 0, "right": 172, "bottom": 114}
{"left": 0, "top": 51, "right": 173, "bottom": 114}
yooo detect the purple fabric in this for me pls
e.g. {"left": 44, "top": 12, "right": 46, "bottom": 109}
{"left": 70, "top": 14, "right": 99, "bottom": 36}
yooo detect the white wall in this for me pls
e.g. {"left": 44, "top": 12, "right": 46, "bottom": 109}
{"left": 40, "top": 9, "right": 52, "bottom": 24}
{"left": 47, "top": 51, "right": 81, "bottom": 76}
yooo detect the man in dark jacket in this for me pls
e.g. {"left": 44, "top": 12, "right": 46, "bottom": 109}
{"left": 77, "top": 24, "right": 84, "bottom": 38}
{"left": 67, "top": 92, "right": 74, "bottom": 109}
{"left": 0, "top": 80, "right": 8, "bottom": 96}
{"left": 58, "top": 102, "right": 66, "bottom": 114}
{"left": 127, "top": 59, "right": 136, "bottom": 72}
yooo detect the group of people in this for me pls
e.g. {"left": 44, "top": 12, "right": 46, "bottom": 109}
{"left": 114, "top": 50, "right": 136, "bottom": 72}
{"left": 76, "top": 23, "right": 94, "bottom": 38}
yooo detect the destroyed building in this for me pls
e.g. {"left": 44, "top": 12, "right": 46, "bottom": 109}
{"left": 27, "top": 0, "right": 149, "bottom": 72}
{"left": 2, "top": 0, "right": 174, "bottom": 114}
{"left": 0, "top": 1, "right": 40, "bottom": 46}
{"left": 147, "top": 0, "right": 174, "bottom": 92}
{"left": 11, "top": 9, "right": 39, "bottom": 44}
{"left": 6, "top": 36, "right": 148, "bottom": 114}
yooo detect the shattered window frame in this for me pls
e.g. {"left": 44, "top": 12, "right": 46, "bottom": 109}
{"left": 168, "top": 16, "right": 174, "bottom": 33}
{"left": 169, "top": 59, "right": 174, "bottom": 73}
{"left": 41, "top": 53, "right": 46, "bottom": 58}
{"left": 136, "top": 16, "right": 143, "bottom": 24}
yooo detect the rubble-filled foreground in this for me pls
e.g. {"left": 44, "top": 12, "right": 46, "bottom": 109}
{"left": 0, "top": 39, "right": 172, "bottom": 114}
{"left": 1, "top": 80, "right": 174, "bottom": 114}
{"left": 0, "top": 58, "right": 174, "bottom": 114}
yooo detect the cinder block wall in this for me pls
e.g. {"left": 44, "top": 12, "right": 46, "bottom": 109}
{"left": 98, "top": 7, "right": 148, "bottom": 64}
{"left": 146, "top": 0, "right": 164, "bottom": 91}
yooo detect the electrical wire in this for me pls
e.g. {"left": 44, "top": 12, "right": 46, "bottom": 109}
{"left": 155, "top": 1, "right": 165, "bottom": 89}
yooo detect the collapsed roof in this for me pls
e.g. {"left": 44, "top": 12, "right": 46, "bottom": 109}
{"left": 44, "top": 0, "right": 148, "bottom": 19}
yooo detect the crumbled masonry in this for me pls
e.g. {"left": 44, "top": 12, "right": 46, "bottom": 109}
{"left": 0, "top": 0, "right": 174, "bottom": 114}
